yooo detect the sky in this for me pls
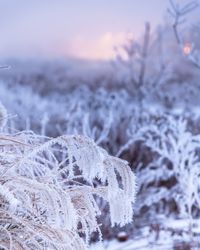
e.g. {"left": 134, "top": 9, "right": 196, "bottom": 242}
{"left": 0, "top": 0, "right": 198, "bottom": 60}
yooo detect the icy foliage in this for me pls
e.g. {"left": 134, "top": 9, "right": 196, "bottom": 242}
{"left": 0, "top": 82, "right": 66, "bottom": 133}
{"left": 0, "top": 105, "right": 136, "bottom": 250}
{"left": 1, "top": 78, "right": 200, "bottom": 224}
{"left": 139, "top": 117, "right": 200, "bottom": 218}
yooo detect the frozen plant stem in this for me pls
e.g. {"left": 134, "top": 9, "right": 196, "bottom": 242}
{"left": 169, "top": 0, "right": 200, "bottom": 69}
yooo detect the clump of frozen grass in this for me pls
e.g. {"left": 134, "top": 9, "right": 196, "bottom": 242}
{"left": 0, "top": 105, "right": 136, "bottom": 250}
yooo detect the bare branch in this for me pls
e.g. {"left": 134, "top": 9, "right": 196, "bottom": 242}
{"left": 138, "top": 22, "right": 151, "bottom": 88}
{"left": 169, "top": 0, "right": 200, "bottom": 69}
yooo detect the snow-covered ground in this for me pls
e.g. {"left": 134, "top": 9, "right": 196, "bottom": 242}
{"left": 91, "top": 219, "right": 200, "bottom": 249}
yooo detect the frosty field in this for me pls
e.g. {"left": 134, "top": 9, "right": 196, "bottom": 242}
{"left": 1, "top": 0, "right": 200, "bottom": 249}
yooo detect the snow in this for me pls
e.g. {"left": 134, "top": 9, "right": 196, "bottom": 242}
{"left": 90, "top": 220, "right": 200, "bottom": 249}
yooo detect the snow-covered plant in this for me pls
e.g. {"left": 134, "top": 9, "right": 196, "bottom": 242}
{"left": 63, "top": 87, "right": 135, "bottom": 155}
{"left": 113, "top": 23, "right": 172, "bottom": 106}
{"left": 0, "top": 105, "right": 136, "bottom": 249}
{"left": 139, "top": 116, "right": 200, "bottom": 222}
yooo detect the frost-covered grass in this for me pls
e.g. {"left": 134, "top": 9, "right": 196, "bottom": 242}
{"left": 2, "top": 76, "right": 200, "bottom": 247}
{"left": 0, "top": 104, "right": 136, "bottom": 249}
{"left": 2, "top": 73, "right": 200, "bottom": 243}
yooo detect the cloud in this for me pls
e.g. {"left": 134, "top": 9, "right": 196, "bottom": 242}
{"left": 66, "top": 32, "right": 134, "bottom": 59}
